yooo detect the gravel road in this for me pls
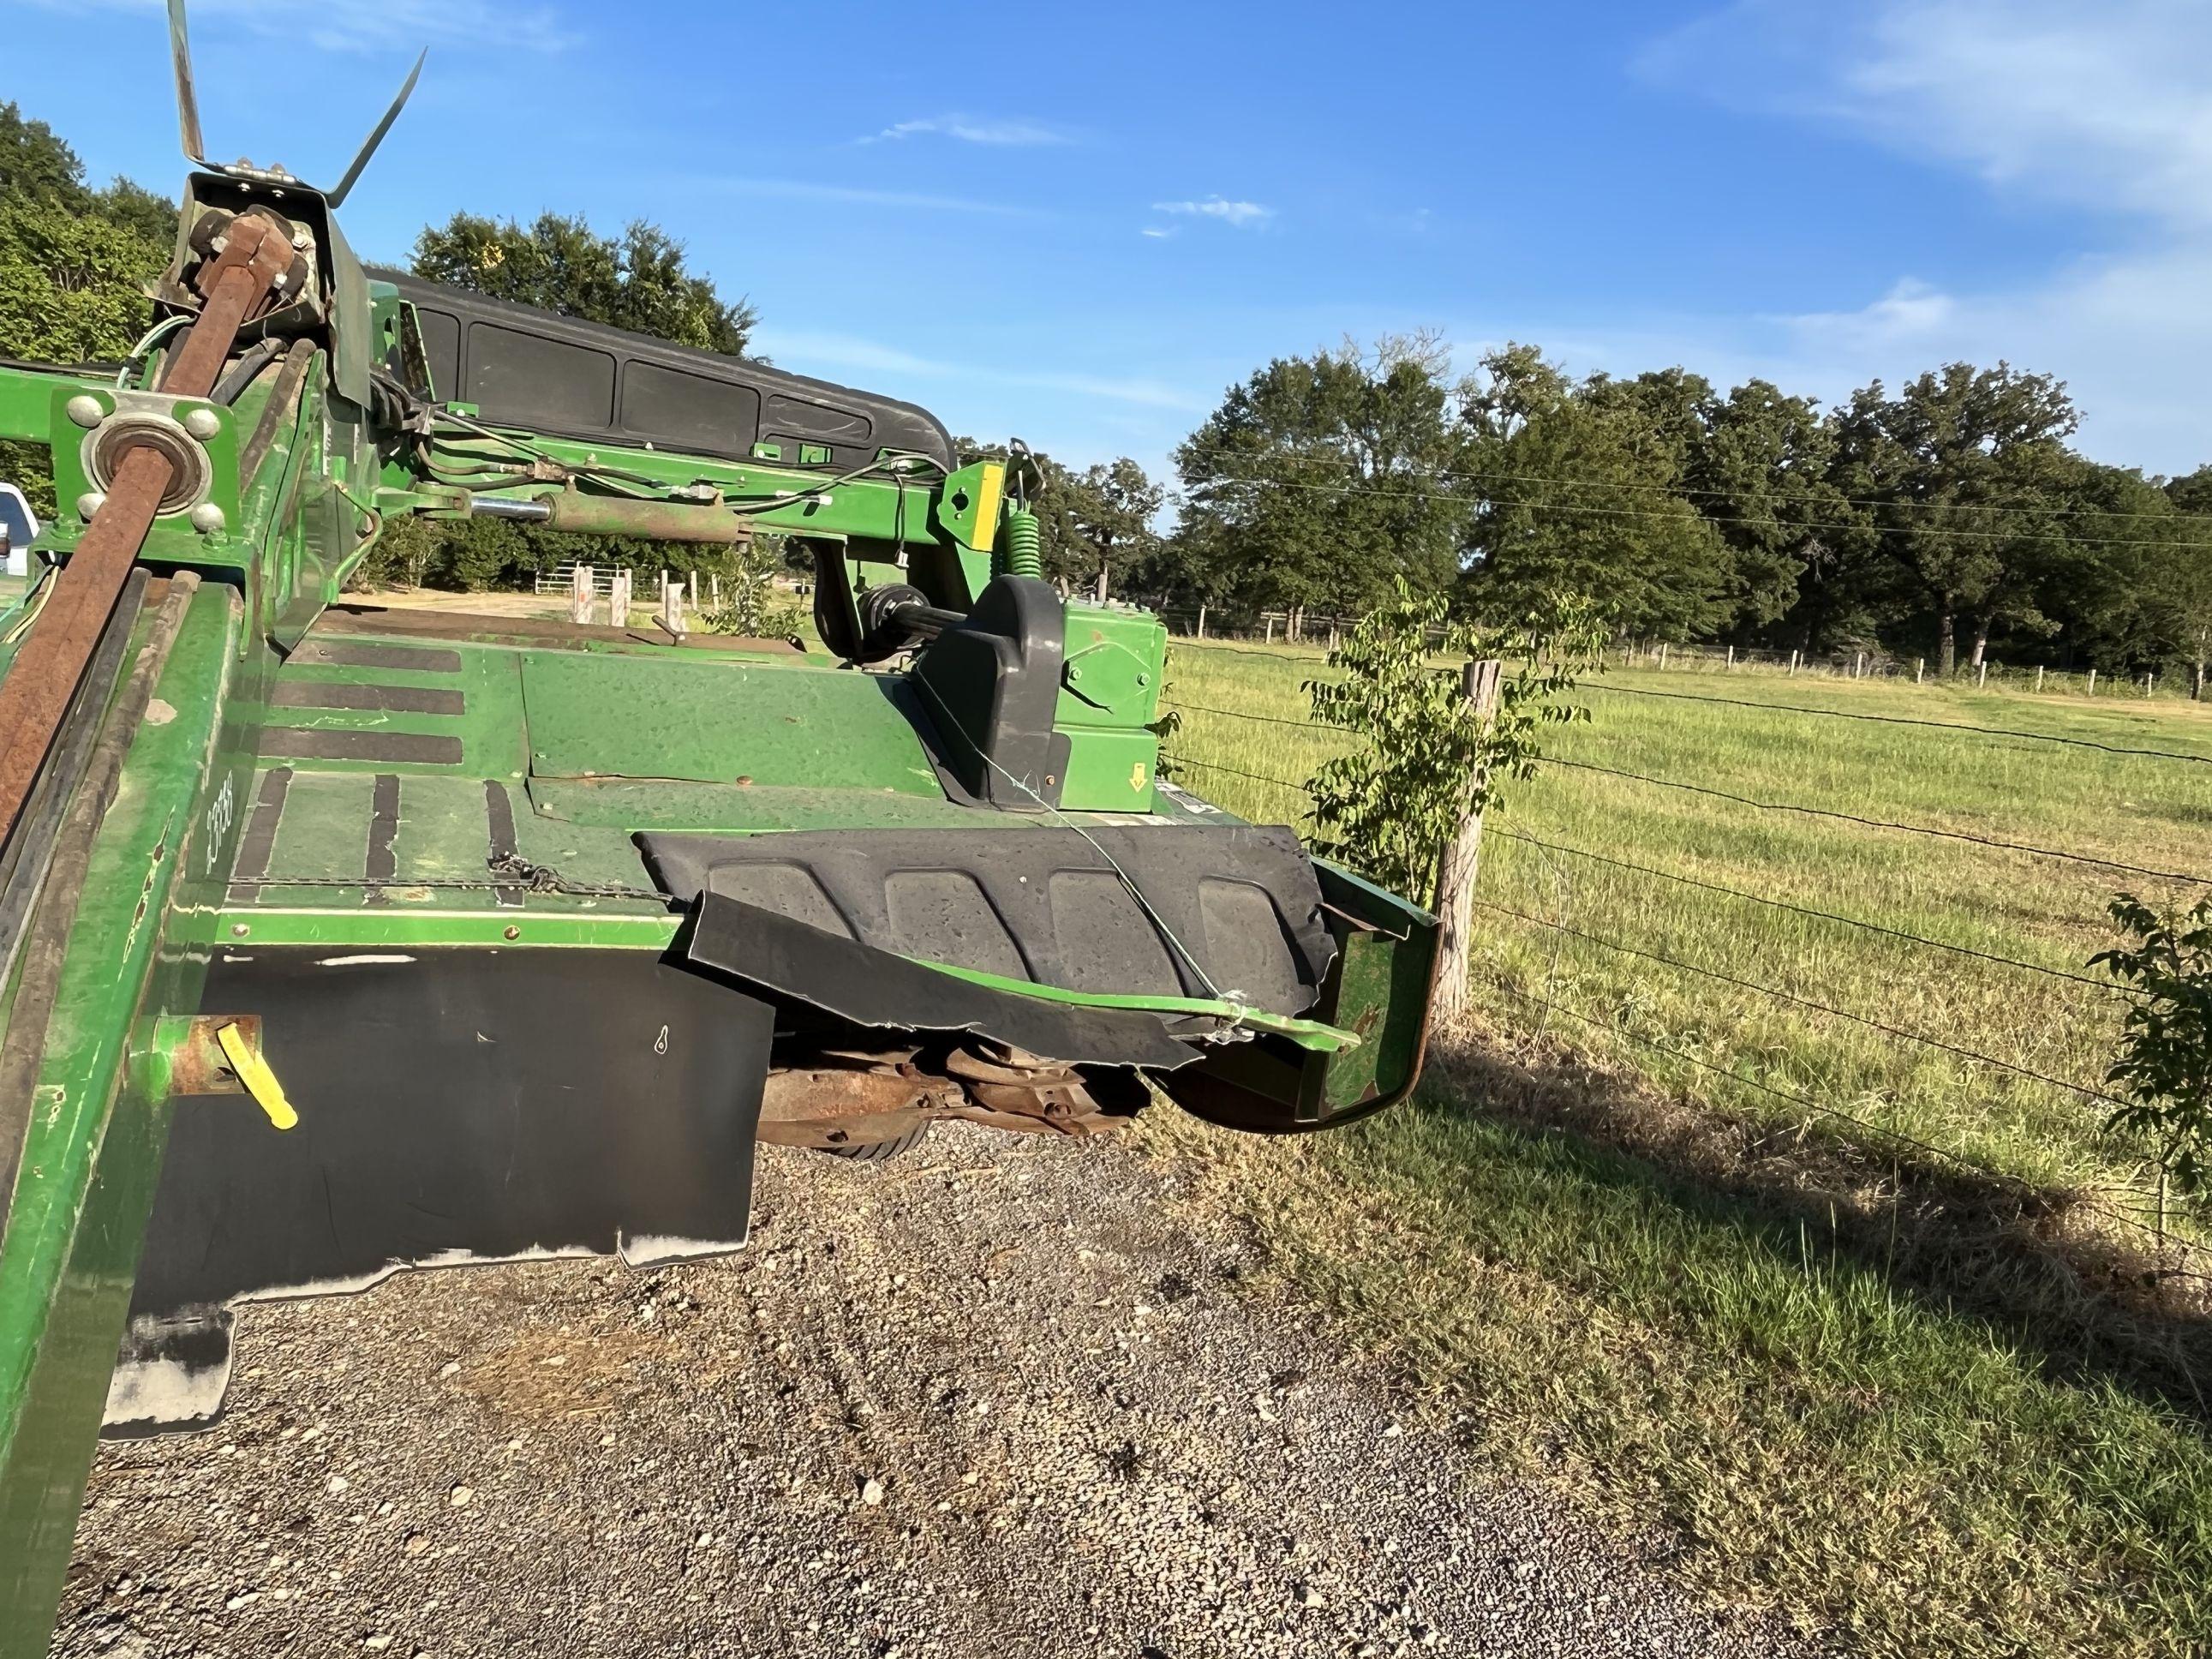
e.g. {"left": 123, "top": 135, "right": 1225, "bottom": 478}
{"left": 53, "top": 1125, "right": 1808, "bottom": 1658}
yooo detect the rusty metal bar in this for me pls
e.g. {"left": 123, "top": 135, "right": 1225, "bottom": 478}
{"left": 0, "top": 447, "right": 176, "bottom": 854}
{"left": 0, "top": 213, "right": 287, "bottom": 851}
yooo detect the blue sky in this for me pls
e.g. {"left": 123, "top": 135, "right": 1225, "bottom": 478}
{"left": 9, "top": 0, "right": 2212, "bottom": 482}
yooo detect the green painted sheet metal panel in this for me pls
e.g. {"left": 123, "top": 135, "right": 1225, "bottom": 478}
{"left": 0, "top": 589, "right": 248, "bottom": 1652}
{"left": 523, "top": 777, "right": 1019, "bottom": 835}
{"left": 518, "top": 651, "right": 945, "bottom": 797}
{"left": 255, "top": 644, "right": 525, "bottom": 779}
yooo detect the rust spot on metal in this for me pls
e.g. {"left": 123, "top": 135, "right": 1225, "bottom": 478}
{"left": 0, "top": 209, "right": 291, "bottom": 851}
{"left": 169, "top": 1015, "right": 261, "bottom": 1096}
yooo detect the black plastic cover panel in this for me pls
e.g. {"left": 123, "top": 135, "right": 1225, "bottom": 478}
{"left": 109, "top": 947, "right": 773, "bottom": 1434}
{"left": 638, "top": 823, "right": 1336, "bottom": 1017}
{"left": 374, "top": 269, "right": 956, "bottom": 473}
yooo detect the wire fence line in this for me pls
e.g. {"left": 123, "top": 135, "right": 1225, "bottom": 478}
{"left": 1154, "top": 674, "right": 2209, "bottom": 1265}
{"left": 1154, "top": 612, "right": 2201, "bottom": 706}
{"left": 1169, "top": 635, "right": 2212, "bottom": 765}
{"left": 1467, "top": 895, "right": 2133, "bottom": 1111}
{"left": 1165, "top": 740, "right": 2209, "bottom": 887}
{"left": 1581, "top": 682, "right": 2212, "bottom": 766}
{"left": 1486, "top": 979, "right": 2212, "bottom": 1283}
{"left": 1542, "top": 757, "right": 2210, "bottom": 885}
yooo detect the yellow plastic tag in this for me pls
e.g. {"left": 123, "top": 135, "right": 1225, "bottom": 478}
{"left": 216, "top": 1021, "right": 297, "bottom": 1130}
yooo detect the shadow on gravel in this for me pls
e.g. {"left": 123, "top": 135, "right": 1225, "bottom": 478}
{"left": 1423, "top": 1028, "right": 2212, "bottom": 1429}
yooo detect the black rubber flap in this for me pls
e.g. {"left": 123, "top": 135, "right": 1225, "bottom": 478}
{"left": 685, "top": 893, "right": 1199, "bottom": 1071}
{"left": 639, "top": 823, "right": 1335, "bottom": 1017}
{"left": 133, "top": 948, "right": 772, "bottom": 1321}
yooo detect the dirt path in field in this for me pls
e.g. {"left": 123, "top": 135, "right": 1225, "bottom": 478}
{"left": 52, "top": 1127, "right": 1808, "bottom": 1659}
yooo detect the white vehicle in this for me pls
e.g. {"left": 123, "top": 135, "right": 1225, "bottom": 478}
{"left": 0, "top": 482, "right": 35, "bottom": 578}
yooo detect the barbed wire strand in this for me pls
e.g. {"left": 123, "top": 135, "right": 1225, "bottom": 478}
{"left": 1581, "top": 682, "right": 2212, "bottom": 765}
{"left": 1486, "top": 826, "right": 2140, "bottom": 997}
{"left": 1484, "top": 979, "right": 2212, "bottom": 1276}
{"left": 1471, "top": 895, "right": 2132, "bottom": 1110}
{"left": 1545, "top": 756, "right": 2209, "bottom": 885}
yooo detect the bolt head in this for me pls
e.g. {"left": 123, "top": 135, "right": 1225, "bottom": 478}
{"left": 75, "top": 492, "right": 106, "bottom": 521}
{"left": 230, "top": 924, "right": 250, "bottom": 938}
{"left": 188, "top": 501, "right": 226, "bottom": 534}
{"left": 65, "top": 394, "right": 105, "bottom": 429}
{"left": 502, "top": 925, "right": 521, "bottom": 941}
{"left": 182, "top": 407, "right": 222, "bottom": 441}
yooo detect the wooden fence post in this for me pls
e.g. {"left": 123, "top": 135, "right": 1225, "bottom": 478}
{"left": 1725, "top": 645, "right": 1736, "bottom": 670}
{"left": 1976, "top": 661, "right": 1988, "bottom": 688}
{"left": 2087, "top": 668, "right": 2097, "bottom": 696}
{"left": 1196, "top": 604, "right": 1208, "bottom": 640}
{"left": 609, "top": 569, "right": 631, "bottom": 628}
{"left": 1853, "top": 650, "right": 1865, "bottom": 680}
{"left": 569, "top": 565, "right": 593, "bottom": 625}
{"left": 2035, "top": 665, "right": 2045, "bottom": 692}
{"left": 1657, "top": 643, "right": 1668, "bottom": 671}
{"left": 661, "top": 577, "right": 685, "bottom": 638}
{"left": 1429, "top": 658, "right": 1504, "bottom": 1029}
{"left": 1915, "top": 658, "right": 1924, "bottom": 684}
{"left": 1265, "top": 614, "right": 1276, "bottom": 644}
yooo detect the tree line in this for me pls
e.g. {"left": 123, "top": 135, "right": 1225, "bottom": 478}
{"left": 1061, "top": 335, "right": 2210, "bottom": 690}
{"left": 3, "top": 101, "right": 2204, "bottom": 686}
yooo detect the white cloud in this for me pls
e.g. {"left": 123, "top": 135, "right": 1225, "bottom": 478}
{"left": 1152, "top": 196, "right": 1274, "bottom": 229}
{"left": 860, "top": 115, "right": 1071, "bottom": 147}
{"left": 1140, "top": 226, "right": 1175, "bottom": 239}
{"left": 1618, "top": 0, "right": 2212, "bottom": 474}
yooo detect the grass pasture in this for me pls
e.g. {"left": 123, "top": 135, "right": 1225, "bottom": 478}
{"left": 1147, "top": 641, "right": 2212, "bottom": 1656}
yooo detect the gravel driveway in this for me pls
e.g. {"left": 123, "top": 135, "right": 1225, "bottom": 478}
{"left": 53, "top": 1125, "right": 1808, "bottom": 1658}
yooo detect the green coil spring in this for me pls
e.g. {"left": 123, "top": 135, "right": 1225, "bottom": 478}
{"left": 1003, "top": 506, "right": 1043, "bottom": 578}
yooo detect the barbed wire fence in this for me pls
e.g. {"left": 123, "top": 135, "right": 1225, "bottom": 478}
{"left": 1154, "top": 631, "right": 2212, "bottom": 1280}
{"left": 1143, "top": 606, "right": 2202, "bottom": 704}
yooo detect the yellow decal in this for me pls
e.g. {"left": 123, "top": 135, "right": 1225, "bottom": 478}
{"left": 217, "top": 1021, "right": 298, "bottom": 1130}
{"left": 1129, "top": 761, "right": 1147, "bottom": 791}
{"left": 971, "top": 463, "right": 1005, "bottom": 553}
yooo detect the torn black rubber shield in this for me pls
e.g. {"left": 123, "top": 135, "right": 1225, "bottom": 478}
{"left": 685, "top": 894, "right": 1200, "bottom": 1071}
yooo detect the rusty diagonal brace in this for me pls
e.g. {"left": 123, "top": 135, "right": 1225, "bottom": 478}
{"left": 0, "top": 211, "right": 294, "bottom": 853}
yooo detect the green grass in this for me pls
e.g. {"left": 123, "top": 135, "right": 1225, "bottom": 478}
{"left": 1146, "top": 640, "right": 2212, "bottom": 1656}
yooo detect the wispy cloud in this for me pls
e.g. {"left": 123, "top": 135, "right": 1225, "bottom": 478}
{"left": 860, "top": 114, "right": 1072, "bottom": 147}
{"left": 687, "top": 177, "right": 1048, "bottom": 219}
{"left": 1621, "top": 0, "right": 2212, "bottom": 473}
{"left": 39, "top": 0, "right": 573, "bottom": 53}
{"left": 1140, "top": 226, "right": 1175, "bottom": 240}
{"left": 1151, "top": 196, "right": 1274, "bottom": 229}
{"left": 755, "top": 328, "right": 1206, "bottom": 412}
{"left": 1639, "top": 0, "right": 2212, "bottom": 228}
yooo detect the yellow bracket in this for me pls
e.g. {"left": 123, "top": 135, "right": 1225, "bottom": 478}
{"left": 216, "top": 1021, "right": 297, "bottom": 1130}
